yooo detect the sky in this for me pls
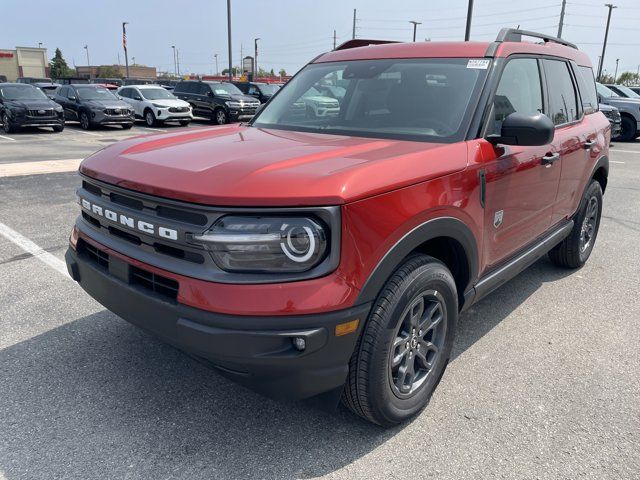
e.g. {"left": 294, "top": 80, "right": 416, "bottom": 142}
{"left": 3, "top": 0, "right": 640, "bottom": 78}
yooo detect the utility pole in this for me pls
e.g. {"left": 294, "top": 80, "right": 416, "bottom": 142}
{"left": 84, "top": 45, "right": 90, "bottom": 66}
{"left": 352, "top": 9, "right": 357, "bottom": 39}
{"left": 597, "top": 4, "right": 617, "bottom": 81}
{"left": 409, "top": 21, "right": 421, "bottom": 42}
{"left": 172, "top": 46, "right": 177, "bottom": 76}
{"left": 464, "top": 0, "right": 474, "bottom": 41}
{"left": 557, "top": 0, "right": 567, "bottom": 38}
{"left": 132, "top": 56, "right": 136, "bottom": 66}
{"left": 122, "top": 22, "right": 130, "bottom": 78}
{"left": 333, "top": 30, "right": 337, "bottom": 50}
{"left": 227, "top": 0, "right": 232, "bottom": 81}
{"left": 214, "top": 53, "right": 219, "bottom": 76}
{"left": 614, "top": 58, "right": 620, "bottom": 80}
{"left": 254, "top": 38, "right": 260, "bottom": 78}
{"left": 176, "top": 49, "right": 180, "bottom": 76}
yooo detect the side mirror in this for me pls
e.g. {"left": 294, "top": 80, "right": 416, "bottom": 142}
{"left": 69, "top": 96, "right": 77, "bottom": 101}
{"left": 207, "top": 91, "right": 214, "bottom": 97}
{"left": 487, "top": 112, "right": 554, "bottom": 146}
{"left": 134, "top": 95, "right": 142, "bottom": 101}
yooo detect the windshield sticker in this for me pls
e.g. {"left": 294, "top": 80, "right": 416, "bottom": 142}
{"left": 467, "top": 59, "right": 490, "bottom": 69}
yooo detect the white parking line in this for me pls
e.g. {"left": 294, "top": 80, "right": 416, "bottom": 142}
{"left": 69, "top": 129, "right": 102, "bottom": 137}
{"left": 138, "top": 126, "right": 167, "bottom": 132}
{"left": 610, "top": 149, "right": 640, "bottom": 154}
{"left": 0, "top": 222, "right": 69, "bottom": 278}
{"left": 0, "top": 158, "right": 83, "bottom": 177}
{"left": 610, "top": 161, "right": 625, "bottom": 164}
{"left": 0, "top": 134, "right": 16, "bottom": 141}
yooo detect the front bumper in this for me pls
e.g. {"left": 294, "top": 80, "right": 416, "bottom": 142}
{"left": 10, "top": 113, "right": 64, "bottom": 128}
{"left": 228, "top": 107, "right": 258, "bottom": 121}
{"left": 66, "top": 243, "right": 370, "bottom": 400}
{"left": 156, "top": 108, "right": 193, "bottom": 122}
{"left": 92, "top": 111, "right": 135, "bottom": 125}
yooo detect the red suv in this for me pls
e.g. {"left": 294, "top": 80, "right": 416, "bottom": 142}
{"left": 66, "top": 29, "right": 610, "bottom": 426}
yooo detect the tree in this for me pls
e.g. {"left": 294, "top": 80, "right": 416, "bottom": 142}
{"left": 222, "top": 67, "right": 239, "bottom": 76}
{"left": 50, "top": 48, "right": 71, "bottom": 80}
{"left": 598, "top": 73, "right": 615, "bottom": 84}
{"left": 279, "top": 68, "right": 287, "bottom": 77}
{"left": 617, "top": 71, "right": 640, "bottom": 86}
{"left": 98, "top": 65, "right": 123, "bottom": 78}
{"left": 270, "top": 68, "right": 275, "bottom": 76}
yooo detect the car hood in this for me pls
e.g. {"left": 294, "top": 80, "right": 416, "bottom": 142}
{"left": 144, "top": 98, "right": 189, "bottom": 108}
{"left": 304, "top": 95, "right": 339, "bottom": 104}
{"left": 4, "top": 99, "right": 59, "bottom": 110}
{"left": 223, "top": 94, "right": 260, "bottom": 104}
{"left": 80, "top": 125, "right": 468, "bottom": 206}
{"left": 603, "top": 97, "right": 640, "bottom": 106}
{"left": 83, "top": 99, "right": 131, "bottom": 109}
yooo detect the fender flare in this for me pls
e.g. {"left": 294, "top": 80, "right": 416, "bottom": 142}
{"left": 590, "top": 154, "right": 609, "bottom": 193}
{"left": 355, "top": 216, "right": 479, "bottom": 308}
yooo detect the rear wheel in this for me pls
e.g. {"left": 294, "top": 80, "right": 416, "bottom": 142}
{"left": 2, "top": 112, "right": 17, "bottom": 133}
{"left": 79, "top": 111, "right": 91, "bottom": 130}
{"left": 342, "top": 254, "right": 457, "bottom": 426}
{"left": 549, "top": 179, "right": 603, "bottom": 268}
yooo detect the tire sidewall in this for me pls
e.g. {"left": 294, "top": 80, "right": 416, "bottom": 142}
{"left": 80, "top": 112, "right": 90, "bottom": 130}
{"left": 578, "top": 181, "right": 603, "bottom": 264}
{"left": 214, "top": 109, "right": 227, "bottom": 125}
{"left": 145, "top": 110, "right": 155, "bottom": 126}
{"left": 367, "top": 261, "right": 457, "bottom": 424}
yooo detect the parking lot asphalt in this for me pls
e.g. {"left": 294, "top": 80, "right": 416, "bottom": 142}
{"left": 1, "top": 125, "right": 639, "bottom": 480}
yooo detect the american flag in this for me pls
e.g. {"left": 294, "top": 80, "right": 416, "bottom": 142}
{"left": 122, "top": 24, "right": 127, "bottom": 51}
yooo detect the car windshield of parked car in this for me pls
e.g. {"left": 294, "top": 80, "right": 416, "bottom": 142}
{"left": 596, "top": 83, "right": 619, "bottom": 98}
{"left": 140, "top": 88, "right": 175, "bottom": 100}
{"left": 258, "top": 84, "right": 279, "bottom": 95}
{"left": 0, "top": 85, "right": 47, "bottom": 100}
{"left": 76, "top": 87, "right": 117, "bottom": 100}
{"left": 614, "top": 85, "right": 640, "bottom": 99}
{"left": 251, "top": 58, "right": 489, "bottom": 142}
{"left": 212, "top": 83, "right": 243, "bottom": 96}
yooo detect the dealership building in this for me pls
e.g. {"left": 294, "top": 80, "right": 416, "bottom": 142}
{"left": 0, "top": 47, "right": 49, "bottom": 82}
{"left": 75, "top": 64, "right": 156, "bottom": 80}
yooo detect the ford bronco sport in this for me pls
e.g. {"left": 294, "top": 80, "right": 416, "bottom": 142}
{"left": 66, "top": 29, "right": 610, "bottom": 426}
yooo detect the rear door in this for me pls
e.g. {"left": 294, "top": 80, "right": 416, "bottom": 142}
{"left": 480, "top": 56, "right": 562, "bottom": 268}
{"left": 545, "top": 60, "right": 598, "bottom": 223}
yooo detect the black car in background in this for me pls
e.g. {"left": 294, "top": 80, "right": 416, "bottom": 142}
{"left": 0, "top": 83, "right": 65, "bottom": 133}
{"left": 52, "top": 84, "right": 134, "bottom": 130}
{"left": 34, "top": 81, "right": 62, "bottom": 99}
{"left": 599, "top": 103, "right": 622, "bottom": 138}
{"left": 232, "top": 81, "right": 280, "bottom": 104}
{"left": 173, "top": 80, "right": 260, "bottom": 124}
{"left": 17, "top": 77, "right": 53, "bottom": 84}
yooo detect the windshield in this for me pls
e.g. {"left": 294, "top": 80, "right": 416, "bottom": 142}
{"left": 257, "top": 84, "right": 279, "bottom": 95}
{"left": 251, "top": 58, "right": 489, "bottom": 142}
{"left": 76, "top": 87, "right": 117, "bottom": 100}
{"left": 0, "top": 85, "right": 48, "bottom": 100}
{"left": 596, "top": 83, "right": 618, "bottom": 98}
{"left": 614, "top": 85, "right": 640, "bottom": 99}
{"left": 212, "top": 83, "right": 242, "bottom": 96}
{"left": 140, "top": 87, "right": 175, "bottom": 100}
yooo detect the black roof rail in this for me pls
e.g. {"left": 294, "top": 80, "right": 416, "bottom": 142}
{"left": 334, "top": 39, "right": 399, "bottom": 51}
{"left": 495, "top": 28, "right": 577, "bottom": 50}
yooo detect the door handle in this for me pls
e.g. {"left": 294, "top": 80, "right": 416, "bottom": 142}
{"left": 583, "top": 139, "right": 596, "bottom": 150}
{"left": 541, "top": 152, "right": 560, "bottom": 165}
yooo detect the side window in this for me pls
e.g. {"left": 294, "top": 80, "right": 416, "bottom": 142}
{"left": 543, "top": 59, "right": 579, "bottom": 125}
{"left": 67, "top": 87, "right": 76, "bottom": 99}
{"left": 57, "top": 86, "right": 68, "bottom": 97}
{"left": 492, "top": 58, "right": 543, "bottom": 134}
{"left": 119, "top": 88, "right": 130, "bottom": 98}
{"left": 198, "top": 83, "right": 211, "bottom": 96}
{"left": 575, "top": 65, "right": 598, "bottom": 114}
{"left": 173, "top": 83, "right": 185, "bottom": 94}
{"left": 248, "top": 85, "right": 258, "bottom": 95}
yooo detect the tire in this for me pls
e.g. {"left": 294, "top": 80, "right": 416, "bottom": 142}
{"left": 213, "top": 108, "right": 228, "bottom": 125}
{"left": 548, "top": 179, "right": 603, "bottom": 269}
{"left": 616, "top": 115, "right": 637, "bottom": 142}
{"left": 342, "top": 254, "right": 457, "bottom": 426}
{"left": 144, "top": 109, "right": 157, "bottom": 127}
{"left": 2, "top": 113, "right": 16, "bottom": 133}
{"left": 179, "top": 120, "right": 191, "bottom": 127}
{"left": 79, "top": 111, "right": 92, "bottom": 130}
{"left": 52, "top": 125, "right": 64, "bottom": 133}
{"left": 121, "top": 123, "right": 133, "bottom": 130}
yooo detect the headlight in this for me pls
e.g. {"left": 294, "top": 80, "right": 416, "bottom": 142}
{"left": 54, "top": 105, "right": 63, "bottom": 112}
{"left": 192, "top": 216, "right": 328, "bottom": 273}
{"left": 152, "top": 103, "right": 165, "bottom": 108}
{"left": 226, "top": 101, "right": 242, "bottom": 108}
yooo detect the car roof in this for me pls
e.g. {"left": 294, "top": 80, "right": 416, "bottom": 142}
{"left": 0, "top": 82, "right": 33, "bottom": 86}
{"left": 314, "top": 39, "right": 592, "bottom": 68}
{"left": 130, "top": 84, "right": 163, "bottom": 89}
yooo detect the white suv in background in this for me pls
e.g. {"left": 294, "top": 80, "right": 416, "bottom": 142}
{"left": 117, "top": 85, "right": 193, "bottom": 127}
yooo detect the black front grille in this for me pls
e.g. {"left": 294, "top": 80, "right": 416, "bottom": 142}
{"left": 104, "top": 108, "right": 129, "bottom": 116}
{"left": 28, "top": 109, "right": 55, "bottom": 117}
{"left": 168, "top": 106, "right": 189, "bottom": 113}
{"left": 77, "top": 239, "right": 179, "bottom": 301}
{"left": 130, "top": 266, "right": 179, "bottom": 300}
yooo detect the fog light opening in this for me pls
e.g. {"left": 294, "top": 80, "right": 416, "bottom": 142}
{"left": 292, "top": 337, "right": 306, "bottom": 351}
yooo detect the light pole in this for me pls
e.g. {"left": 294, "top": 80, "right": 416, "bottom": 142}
{"left": 214, "top": 53, "right": 219, "bottom": 76}
{"left": 122, "top": 22, "right": 130, "bottom": 78}
{"left": 409, "top": 21, "right": 421, "bottom": 42}
{"left": 597, "top": 4, "right": 617, "bottom": 81}
{"left": 38, "top": 42, "right": 43, "bottom": 48}
{"left": 464, "top": 0, "right": 474, "bottom": 41}
{"left": 254, "top": 38, "right": 260, "bottom": 78}
{"left": 614, "top": 58, "right": 620, "bottom": 80}
{"left": 132, "top": 56, "right": 136, "bottom": 66}
{"left": 557, "top": 0, "right": 567, "bottom": 38}
{"left": 84, "top": 45, "right": 90, "bottom": 66}
{"left": 172, "top": 45, "right": 177, "bottom": 77}
{"left": 226, "top": 0, "right": 232, "bottom": 81}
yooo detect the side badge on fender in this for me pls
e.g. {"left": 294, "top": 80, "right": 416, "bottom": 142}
{"left": 494, "top": 210, "right": 504, "bottom": 228}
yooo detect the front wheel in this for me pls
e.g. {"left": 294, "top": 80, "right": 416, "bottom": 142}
{"left": 616, "top": 115, "right": 637, "bottom": 142}
{"left": 121, "top": 123, "right": 133, "bottom": 130}
{"left": 52, "top": 125, "right": 64, "bottom": 133}
{"left": 549, "top": 179, "right": 603, "bottom": 268}
{"left": 342, "top": 254, "right": 457, "bottom": 426}
{"left": 179, "top": 120, "right": 191, "bottom": 127}
{"left": 144, "top": 109, "right": 157, "bottom": 127}
{"left": 2, "top": 113, "right": 16, "bottom": 133}
{"left": 79, "top": 112, "right": 91, "bottom": 130}
{"left": 213, "top": 108, "right": 228, "bottom": 125}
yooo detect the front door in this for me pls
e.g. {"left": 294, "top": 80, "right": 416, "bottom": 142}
{"left": 480, "top": 57, "right": 561, "bottom": 269}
